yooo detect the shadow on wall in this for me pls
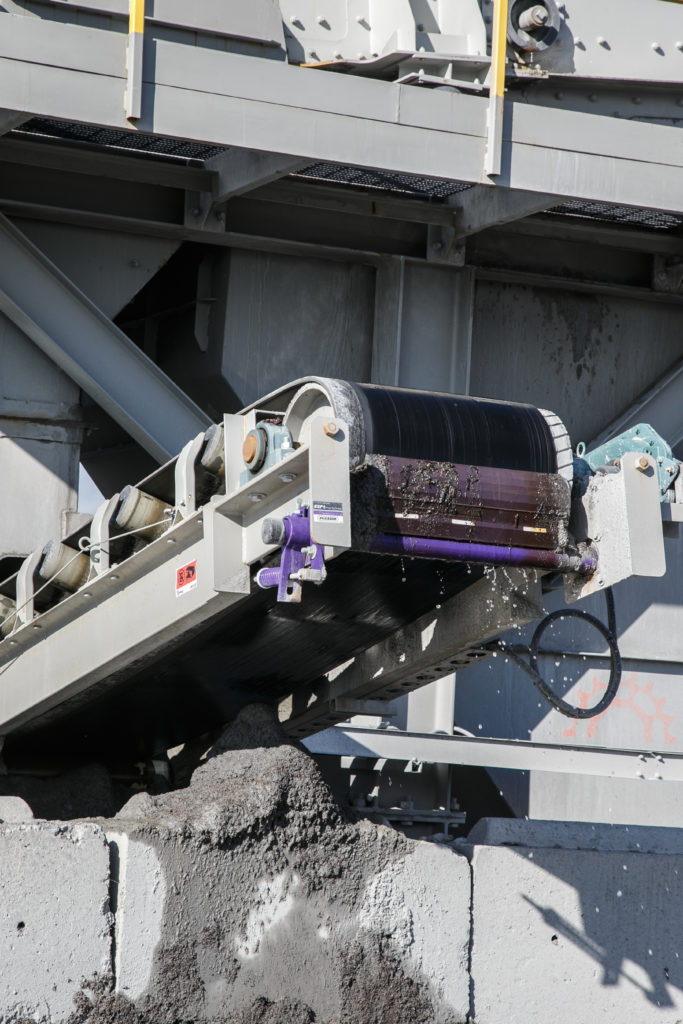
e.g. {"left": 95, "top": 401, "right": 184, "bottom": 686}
{"left": 515, "top": 847, "right": 683, "bottom": 1012}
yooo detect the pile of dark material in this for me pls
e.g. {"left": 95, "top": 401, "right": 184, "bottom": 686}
{"left": 21, "top": 705, "right": 460, "bottom": 1024}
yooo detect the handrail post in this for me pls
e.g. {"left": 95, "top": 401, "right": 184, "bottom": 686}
{"left": 484, "top": 0, "right": 509, "bottom": 177}
{"left": 125, "top": 0, "right": 145, "bottom": 121}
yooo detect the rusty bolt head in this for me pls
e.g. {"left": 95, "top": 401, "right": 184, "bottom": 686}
{"left": 323, "top": 421, "right": 339, "bottom": 437}
{"left": 635, "top": 455, "right": 649, "bottom": 471}
{"left": 242, "top": 433, "right": 258, "bottom": 464}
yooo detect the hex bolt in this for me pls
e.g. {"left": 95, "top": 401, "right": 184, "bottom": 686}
{"left": 635, "top": 455, "right": 649, "bottom": 471}
{"left": 323, "top": 421, "right": 339, "bottom": 436}
{"left": 519, "top": 5, "right": 549, "bottom": 30}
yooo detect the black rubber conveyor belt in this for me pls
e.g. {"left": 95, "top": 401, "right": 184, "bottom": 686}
{"left": 351, "top": 383, "right": 558, "bottom": 473}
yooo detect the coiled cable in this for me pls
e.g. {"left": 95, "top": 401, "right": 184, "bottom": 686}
{"left": 484, "top": 587, "right": 621, "bottom": 719}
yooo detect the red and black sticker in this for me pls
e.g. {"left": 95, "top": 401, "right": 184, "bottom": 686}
{"left": 176, "top": 560, "right": 197, "bottom": 596}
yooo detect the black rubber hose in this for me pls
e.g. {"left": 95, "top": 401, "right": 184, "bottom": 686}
{"left": 486, "top": 588, "right": 621, "bottom": 719}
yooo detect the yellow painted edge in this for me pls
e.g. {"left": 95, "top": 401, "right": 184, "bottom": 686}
{"left": 491, "top": 0, "right": 509, "bottom": 98}
{"left": 129, "top": 0, "right": 145, "bottom": 36}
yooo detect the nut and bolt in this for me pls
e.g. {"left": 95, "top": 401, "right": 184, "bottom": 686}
{"left": 519, "top": 4, "right": 549, "bottom": 30}
{"left": 635, "top": 455, "right": 650, "bottom": 471}
{"left": 323, "top": 421, "right": 339, "bottom": 437}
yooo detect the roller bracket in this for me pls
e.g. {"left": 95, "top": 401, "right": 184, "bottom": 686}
{"left": 255, "top": 507, "right": 326, "bottom": 603}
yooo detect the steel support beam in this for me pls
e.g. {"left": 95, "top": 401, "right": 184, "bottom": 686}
{"left": 0, "top": 109, "right": 27, "bottom": 135}
{"left": 280, "top": 569, "right": 543, "bottom": 738}
{"left": 0, "top": 17, "right": 680, "bottom": 211}
{"left": 304, "top": 726, "right": 683, "bottom": 783}
{"left": 590, "top": 355, "right": 683, "bottom": 450}
{"left": 451, "top": 186, "right": 562, "bottom": 239}
{"left": 205, "top": 149, "right": 306, "bottom": 204}
{"left": 0, "top": 214, "right": 211, "bottom": 462}
{"left": 0, "top": 136, "right": 214, "bottom": 192}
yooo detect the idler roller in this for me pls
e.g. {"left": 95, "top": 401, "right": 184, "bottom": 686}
{"left": 200, "top": 423, "right": 225, "bottom": 479}
{"left": 39, "top": 540, "right": 90, "bottom": 592}
{"left": 116, "top": 486, "right": 169, "bottom": 541}
{"left": 0, "top": 594, "right": 17, "bottom": 637}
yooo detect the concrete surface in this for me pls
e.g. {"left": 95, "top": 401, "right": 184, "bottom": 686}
{"left": 467, "top": 816, "right": 683, "bottom": 855}
{"left": 106, "top": 833, "right": 166, "bottom": 1003}
{"left": 0, "top": 797, "right": 33, "bottom": 823}
{"left": 0, "top": 823, "right": 112, "bottom": 1023}
{"left": 470, "top": 843, "right": 683, "bottom": 1023}
{"left": 3, "top": 715, "right": 683, "bottom": 1022}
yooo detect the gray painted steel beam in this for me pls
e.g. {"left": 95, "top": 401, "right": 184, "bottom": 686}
{"left": 205, "top": 149, "right": 306, "bottom": 204}
{"left": 304, "top": 726, "right": 683, "bottom": 782}
{"left": 257, "top": 180, "right": 458, "bottom": 227}
{"left": 280, "top": 569, "right": 544, "bottom": 738}
{"left": 450, "top": 186, "right": 562, "bottom": 239}
{"left": 0, "top": 214, "right": 211, "bottom": 462}
{"left": 0, "top": 109, "right": 26, "bottom": 135}
{"left": 0, "top": 136, "right": 214, "bottom": 191}
{"left": 590, "top": 356, "right": 683, "bottom": 450}
{"left": 0, "top": 17, "right": 680, "bottom": 211}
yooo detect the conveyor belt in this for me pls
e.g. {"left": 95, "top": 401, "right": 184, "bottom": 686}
{"left": 0, "top": 377, "right": 574, "bottom": 769}
{"left": 3, "top": 554, "right": 483, "bottom": 765}
{"left": 351, "top": 384, "right": 559, "bottom": 473}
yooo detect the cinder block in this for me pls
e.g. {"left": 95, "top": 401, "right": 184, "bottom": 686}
{"left": 0, "top": 823, "right": 112, "bottom": 1022}
{"left": 359, "top": 842, "right": 471, "bottom": 1021}
{"left": 471, "top": 843, "right": 683, "bottom": 1023}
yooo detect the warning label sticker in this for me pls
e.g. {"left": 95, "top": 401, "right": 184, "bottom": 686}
{"left": 312, "top": 500, "right": 344, "bottom": 524}
{"left": 176, "top": 560, "right": 197, "bottom": 596}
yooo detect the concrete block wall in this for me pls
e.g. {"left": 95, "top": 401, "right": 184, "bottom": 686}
{"left": 0, "top": 824, "right": 112, "bottom": 1022}
{"left": 2, "top": 713, "right": 683, "bottom": 1022}
{"left": 466, "top": 819, "right": 683, "bottom": 1023}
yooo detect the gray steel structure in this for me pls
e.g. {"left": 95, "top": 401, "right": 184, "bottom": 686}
{"left": 0, "top": 0, "right": 682, "bottom": 828}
